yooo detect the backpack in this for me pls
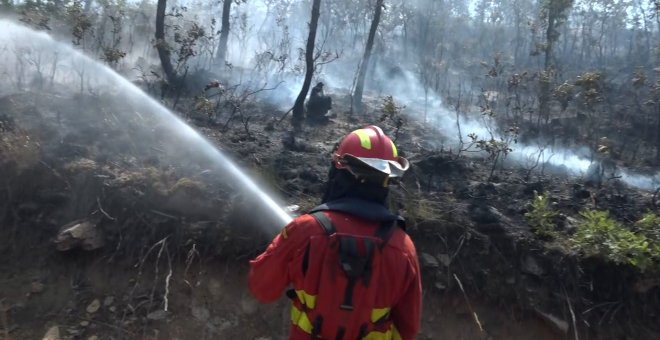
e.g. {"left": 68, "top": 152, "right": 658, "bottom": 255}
{"left": 287, "top": 210, "right": 400, "bottom": 339}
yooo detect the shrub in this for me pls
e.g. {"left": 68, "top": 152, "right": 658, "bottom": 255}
{"left": 525, "top": 191, "right": 558, "bottom": 238}
{"left": 635, "top": 213, "right": 660, "bottom": 241}
{"left": 635, "top": 213, "right": 660, "bottom": 260}
{"left": 572, "top": 210, "right": 654, "bottom": 272}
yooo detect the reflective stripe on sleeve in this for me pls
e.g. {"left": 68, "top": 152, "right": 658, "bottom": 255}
{"left": 364, "top": 324, "right": 402, "bottom": 340}
{"left": 291, "top": 305, "right": 314, "bottom": 334}
{"left": 371, "top": 307, "right": 390, "bottom": 323}
{"left": 295, "top": 290, "right": 316, "bottom": 309}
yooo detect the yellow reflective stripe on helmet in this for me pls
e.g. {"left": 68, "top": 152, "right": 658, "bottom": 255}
{"left": 295, "top": 290, "right": 316, "bottom": 309}
{"left": 371, "top": 307, "right": 391, "bottom": 323}
{"left": 364, "top": 324, "right": 401, "bottom": 340}
{"left": 290, "top": 305, "right": 313, "bottom": 334}
{"left": 390, "top": 140, "right": 398, "bottom": 158}
{"left": 353, "top": 129, "right": 372, "bottom": 150}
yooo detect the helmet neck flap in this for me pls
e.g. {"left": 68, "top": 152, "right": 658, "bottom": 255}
{"left": 321, "top": 163, "right": 389, "bottom": 206}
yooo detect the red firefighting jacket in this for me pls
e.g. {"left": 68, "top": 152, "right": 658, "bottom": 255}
{"left": 249, "top": 210, "right": 422, "bottom": 339}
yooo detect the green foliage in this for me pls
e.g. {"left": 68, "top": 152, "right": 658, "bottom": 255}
{"left": 467, "top": 133, "right": 513, "bottom": 160}
{"left": 525, "top": 191, "right": 558, "bottom": 237}
{"left": 571, "top": 210, "right": 657, "bottom": 272}
{"left": 194, "top": 97, "right": 215, "bottom": 118}
{"left": 635, "top": 213, "right": 660, "bottom": 250}
{"left": 574, "top": 72, "right": 604, "bottom": 108}
{"left": 553, "top": 82, "right": 574, "bottom": 111}
{"left": 379, "top": 96, "right": 404, "bottom": 142}
{"left": 173, "top": 22, "right": 206, "bottom": 66}
{"left": 379, "top": 95, "right": 401, "bottom": 122}
{"left": 66, "top": 1, "right": 93, "bottom": 46}
{"left": 102, "top": 47, "right": 127, "bottom": 66}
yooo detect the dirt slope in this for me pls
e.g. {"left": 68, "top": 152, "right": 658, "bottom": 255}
{"left": 1, "top": 89, "right": 658, "bottom": 339}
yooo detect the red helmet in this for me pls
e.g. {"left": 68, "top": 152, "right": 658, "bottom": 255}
{"left": 333, "top": 125, "right": 409, "bottom": 180}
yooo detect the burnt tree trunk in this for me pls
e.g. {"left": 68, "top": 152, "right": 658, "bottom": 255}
{"left": 352, "top": 0, "right": 384, "bottom": 113}
{"left": 155, "top": 0, "right": 176, "bottom": 86}
{"left": 291, "top": 0, "right": 321, "bottom": 131}
{"left": 656, "top": 103, "right": 660, "bottom": 163}
{"left": 215, "top": 0, "right": 233, "bottom": 64}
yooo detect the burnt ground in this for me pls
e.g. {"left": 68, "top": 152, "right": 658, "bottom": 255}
{"left": 0, "top": 88, "right": 659, "bottom": 340}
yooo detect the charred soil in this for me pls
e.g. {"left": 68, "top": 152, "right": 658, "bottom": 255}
{"left": 1, "top": 90, "right": 659, "bottom": 340}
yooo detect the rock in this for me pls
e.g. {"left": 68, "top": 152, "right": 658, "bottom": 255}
{"left": 522, "top": 256, "right": 545, "bottom": 277}
{"left": 208, "top": 279, "right": 223, "bottom": 298}
{"left": 109, "top": 306, "right": 117, "bottom": 313}
{"left": 55, "top": 220, "right": 104, "bottom": 251}
{"left": 563, "top": 215, "right": 579, "bottom": 233}
{"left": 191, "top": 305, "right": 210, "bottom": 321}
{"left": 240, "top": 294, "right": 259, "bottom": 315}
{"left": 523, "top": 181, "right": 544, "bottom": 195}
{"left": 31, "top": 281, "right": 45, "bottom": 294}
{"left": 212, "top": 317, "right": 236, "bottom": 331}
{"left": 437, "top": 254, "right": 451, "bottom": 267}
{"left": 147, "top": 310, "right": 168, "bottom": 321}
{"left": 80, "top": 321, "right": 90, "bottom": 327}
{"left": 534, "top": 308, "right": 569, "bottom": 334}
{"left": 470, "top": 204, "right": 526, "bottom": 234}
{"left": 298, "top": 169, "right": 319, "bottom": 182}
{"left": 573, "top": 187, "right": 591, "bottom": 199}
{"left": 86, "top": 299, "right": 101, "bottom": 314}
{"left": 634, "top": 278, "right": 660, "bottom": 293}
{"left": 419, "top": 253, "right": 440, "bottom": 268}
{"left": 87, "top": 336, "right": 99, "bottom": 340}
{"left": 66, "top": 327, "right": 82, "bottom": 336}
{"left": 468, "top": 203, "right": 500, "bottom": 225}
{"left": 42, "top": 326, "right": 60, "bottom": 340}
{"left": 103, "top": 296, "right": 115, "bottom": 307}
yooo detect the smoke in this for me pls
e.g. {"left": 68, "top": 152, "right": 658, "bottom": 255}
{"left": 0, "top": 19, "right": 292, "bottom": 233}
{"left": 7, "top": 0, "right": 657, "bottom": 193}
{"left": 376, "top": 67, "right": 660, "bottom": 190}
{"left": 199, "top": 0, "right": 660, "bottom": 192}
{"left": 213, "top": 0, "right": 659, "bottom": 192}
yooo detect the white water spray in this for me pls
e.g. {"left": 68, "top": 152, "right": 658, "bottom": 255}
{"left": 0, "top": 20, "right": 292, "bottom": 232}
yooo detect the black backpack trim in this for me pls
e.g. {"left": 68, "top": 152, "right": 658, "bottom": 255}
{"left": 310, "top": 198, "right": 406, "bottom": 230}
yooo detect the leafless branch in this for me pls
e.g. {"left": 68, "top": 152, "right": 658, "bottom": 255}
{"left": 453, "top": 274, "right": 484, "bottom": 335}
{"left": 564, "top": 288, "right": 579, "bottom": 340}
{"left": 163, "top": 247, "right": 172, "bottom": 312}
{"left": 97, "top": 196, "right": 116, "bottom": 221}
{"left": 0, "top": 298, "right": 10, "bottom": 340}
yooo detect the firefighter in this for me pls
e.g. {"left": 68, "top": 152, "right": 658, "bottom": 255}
{"left": 249, "top": 126, "right": 422, "bottom": 339}
{"left": 306, "top": 82, "right": 332, "bottom": 121}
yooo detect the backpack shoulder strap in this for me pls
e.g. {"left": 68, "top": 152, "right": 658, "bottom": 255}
{"left": 310, "top": 211, "right": 336, "bottom": 236}
{"left": 374, "top": 220, "right": 398, "bottom": 250}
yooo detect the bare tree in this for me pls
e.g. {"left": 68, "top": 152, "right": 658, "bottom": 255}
{"left": 291, "top": 0, "right": 321, "bottom": 131}
{"left": 351, "top": 0, "right": 384, "bottom": 113}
